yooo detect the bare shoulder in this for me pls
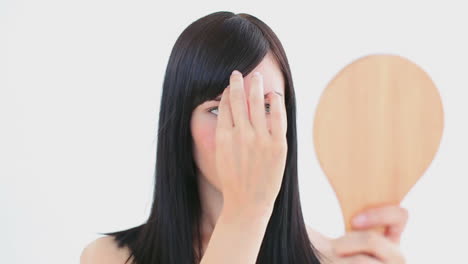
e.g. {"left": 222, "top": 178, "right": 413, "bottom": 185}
{"left": 80, "top": 236, "right": 134, "bottom": 264}
{"left": 305, "top": 224, "right": 332, "bottom": 253}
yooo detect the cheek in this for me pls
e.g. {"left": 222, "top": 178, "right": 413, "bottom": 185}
{"left": 194, "top": 122, "right": 216, "bottom": 151}
{"left": 191, "top": 113, "right": 218, "bottom": 174}
{"left": 191, "top": 110, "right": 217, "bottom": 149}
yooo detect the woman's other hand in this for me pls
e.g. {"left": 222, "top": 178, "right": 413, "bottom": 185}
{"left": 322, "top": 205, "right": 409, "bottom": 263}
{"left": 215, "top": 70, "right": 287, "bottom": 213}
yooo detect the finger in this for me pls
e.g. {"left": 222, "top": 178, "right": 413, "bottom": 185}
{"left": 333, "top": 231, "right": 404, "bottom": 263}
{"left": 352, "top": 205, "right": 409, "bottom": 244}
{"left": 229, "top": 70, "right": 250, "bottom": 129}
{"left": 248, "top": 71, "right": 268, "bottom": 135}
{"left": 267, "top": 90, "right": 287, "bottom": 139}
{"left": 217, "top": 86, "right": 233, "bottom": 129}
{"left": 385, "top": 208, "right": 409, "bottom": 244}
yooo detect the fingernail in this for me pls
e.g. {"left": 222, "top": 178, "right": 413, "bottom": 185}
{"left": 232, "top": 70, "right": 241, "bottom": 76}
{"left": 353, "top": 214, "right": 368, "bottom": 227}
{"left": 253, "top": 71, "right": 261, "bottom": 77}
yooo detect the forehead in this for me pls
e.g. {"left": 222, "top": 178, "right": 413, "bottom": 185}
{"left": 248, "top": 52, "right": 284, "bottom": 93}
{"left": 214, "top": 52, "right": 285, "bottom": 101}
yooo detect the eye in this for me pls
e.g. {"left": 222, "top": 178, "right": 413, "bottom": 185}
{"left": 208, "top": 104, "right": 271, "bottom": 115}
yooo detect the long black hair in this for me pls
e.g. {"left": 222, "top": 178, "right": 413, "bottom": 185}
{"left": 100, "top": 11, "right": 327, "bottom": 264}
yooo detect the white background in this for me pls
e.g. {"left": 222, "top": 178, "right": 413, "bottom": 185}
{"left": 2, "top": 0, "right": 467, "bottom": 263}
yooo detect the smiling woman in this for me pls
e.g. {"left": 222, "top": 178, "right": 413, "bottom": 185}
{"left": 80, "top": 11, "right": 327, "bottom": 264}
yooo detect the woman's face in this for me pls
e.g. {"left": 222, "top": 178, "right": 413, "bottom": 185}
{"left": 190, "top": 52, "right": 286, "bottom": 191}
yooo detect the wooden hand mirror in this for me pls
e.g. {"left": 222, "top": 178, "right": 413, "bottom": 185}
{"left": 313, "top": 54, "right": 444, "bottom": 233}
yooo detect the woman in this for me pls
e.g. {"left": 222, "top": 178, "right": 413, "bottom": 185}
{"left": 80, "top": 11, "right": 408, "bottom": 264}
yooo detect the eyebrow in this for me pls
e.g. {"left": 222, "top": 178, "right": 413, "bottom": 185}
{"left": 213, "top": 92, "right": 283, "bottom": 101}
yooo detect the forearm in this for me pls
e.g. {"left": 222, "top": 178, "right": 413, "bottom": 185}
{"left": 200, "top": 205, "right": 273, "bottom": 264}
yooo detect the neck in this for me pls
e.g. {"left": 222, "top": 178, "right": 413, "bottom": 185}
{"left": 196, "top": 173, "right": 224, "bottom": 240}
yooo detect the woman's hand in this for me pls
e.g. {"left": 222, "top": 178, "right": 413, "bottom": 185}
{"left": 215, "top": 70, "right": 287, "bottom": 213}
{"left": 322, "top": 205, "right": 409, "bottom": 264}
{"left": 200, "top": 70, "right": 287, "bottom": 264}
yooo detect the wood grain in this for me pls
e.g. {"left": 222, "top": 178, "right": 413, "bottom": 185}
{"left": 313, "top": 54, "right": 444, "bottom": 233}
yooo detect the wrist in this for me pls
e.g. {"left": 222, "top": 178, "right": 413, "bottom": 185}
{"left": 221, "top": 201, "right": 274, "bottom": 222}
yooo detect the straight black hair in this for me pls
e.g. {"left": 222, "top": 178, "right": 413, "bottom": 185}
{"left": 100, "top": 11, "right": 328, "bottom": 264}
